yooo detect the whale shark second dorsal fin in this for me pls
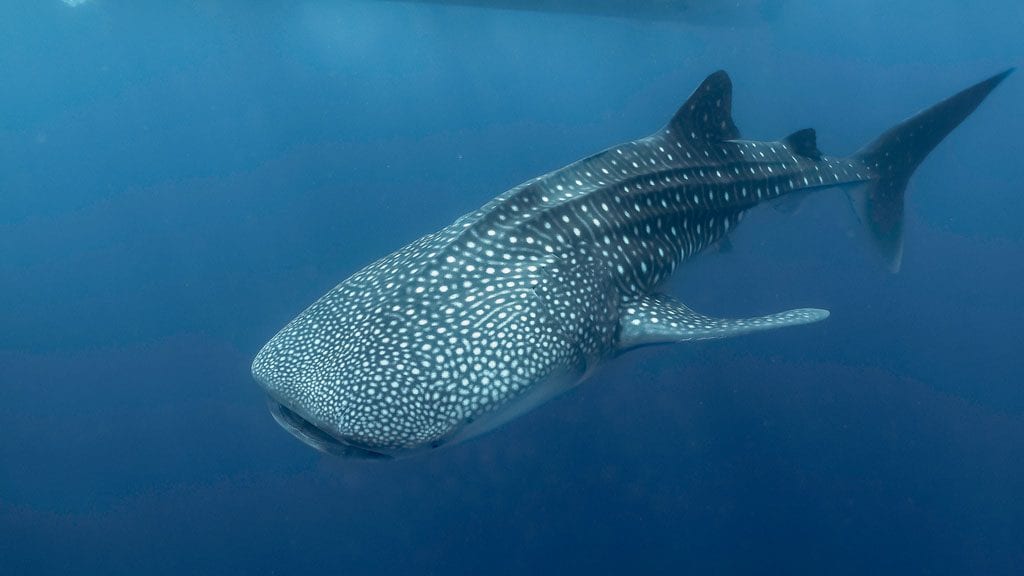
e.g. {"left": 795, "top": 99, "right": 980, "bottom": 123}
{"left": 783, "top": 128, "right": 822, "bottom": 160}
{"left": 665, "top": 70, "right": 741, "bottom": 143}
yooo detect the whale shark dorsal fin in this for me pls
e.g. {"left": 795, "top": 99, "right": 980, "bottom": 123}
{"left": 616, "top": 294, "right": 829, "bottom": 352}
{"left": 665, "top": 70, "right": 741, "bottom": 143}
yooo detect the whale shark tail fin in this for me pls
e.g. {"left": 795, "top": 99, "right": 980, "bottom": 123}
{"left": 849, "top": 69, "right": 1013, "bottom": 272}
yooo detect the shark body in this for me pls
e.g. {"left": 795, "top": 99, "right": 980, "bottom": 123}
{"left": 253, "top": 70, "right": 1010, "bottom": 458}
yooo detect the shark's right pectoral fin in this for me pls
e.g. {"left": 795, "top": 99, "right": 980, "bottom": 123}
{"left": 616, "top": 294, "right": 829, "bottom": 352}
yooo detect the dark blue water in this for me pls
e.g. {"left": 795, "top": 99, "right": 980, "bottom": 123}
{"left": 2, "top": 1, "right": 1022, "bottom": 574}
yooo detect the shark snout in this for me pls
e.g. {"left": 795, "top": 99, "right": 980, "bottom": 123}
{"left": 251, "top": 354, "right": 389, "bottom": 459}
{"left": 249, "top": 340, "right": 295, "bottom": 399}
{"left": 265, "top": 397, "right": 390, "bottom": 459}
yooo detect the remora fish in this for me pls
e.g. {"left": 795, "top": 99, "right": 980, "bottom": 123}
{"left": 253, "top": 69, "right": 1011, "bottom": 458}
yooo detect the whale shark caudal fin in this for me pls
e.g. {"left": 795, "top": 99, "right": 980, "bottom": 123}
{"left": 616, "top": 294, "right": 829, "bottom": 352}
{"left": 849, "top": 68, "right": 1013, "bottom": 272}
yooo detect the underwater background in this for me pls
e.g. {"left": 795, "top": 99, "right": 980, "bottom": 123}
{"left": 2, "top": 1, "right": 1022, "bottom": 574}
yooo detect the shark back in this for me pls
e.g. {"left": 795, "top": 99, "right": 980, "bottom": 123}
{"left": 439, "top": 71, "right": 857, "bottom": 298}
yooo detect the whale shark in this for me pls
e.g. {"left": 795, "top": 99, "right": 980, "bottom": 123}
{"left": 253, "top": 69, "right": 1011, "bottom": 458}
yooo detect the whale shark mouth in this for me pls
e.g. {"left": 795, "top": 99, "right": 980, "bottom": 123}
{"left": 266, "top": 399, "right": 391, "bottom": 460}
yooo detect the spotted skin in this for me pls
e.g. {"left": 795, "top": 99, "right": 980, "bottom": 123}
{"left": 253, "top": 70, "right": 1010, "bottom": 458}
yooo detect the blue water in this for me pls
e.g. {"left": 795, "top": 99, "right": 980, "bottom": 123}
{"left": 2, "top": 1, "right": 1022, "bottom": 574}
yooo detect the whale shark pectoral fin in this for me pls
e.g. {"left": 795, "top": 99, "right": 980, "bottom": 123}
{"left": 616, "top": 294, "right": 829, "bottom": 352}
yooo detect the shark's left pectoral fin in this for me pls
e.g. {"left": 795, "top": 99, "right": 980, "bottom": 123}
{"left": 617, "top": 294, "right": 829, "bottom": 352}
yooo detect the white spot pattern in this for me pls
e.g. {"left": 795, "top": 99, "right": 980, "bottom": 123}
{"left": 252, "top": 72, "right": 870, "bottom": 457}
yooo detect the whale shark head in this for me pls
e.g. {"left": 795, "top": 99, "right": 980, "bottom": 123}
{"left": 252, "top": 277, "right": 453, "bottom": 459}
{"left": 251, "top": 229, "right": 590, "bottom": 459}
